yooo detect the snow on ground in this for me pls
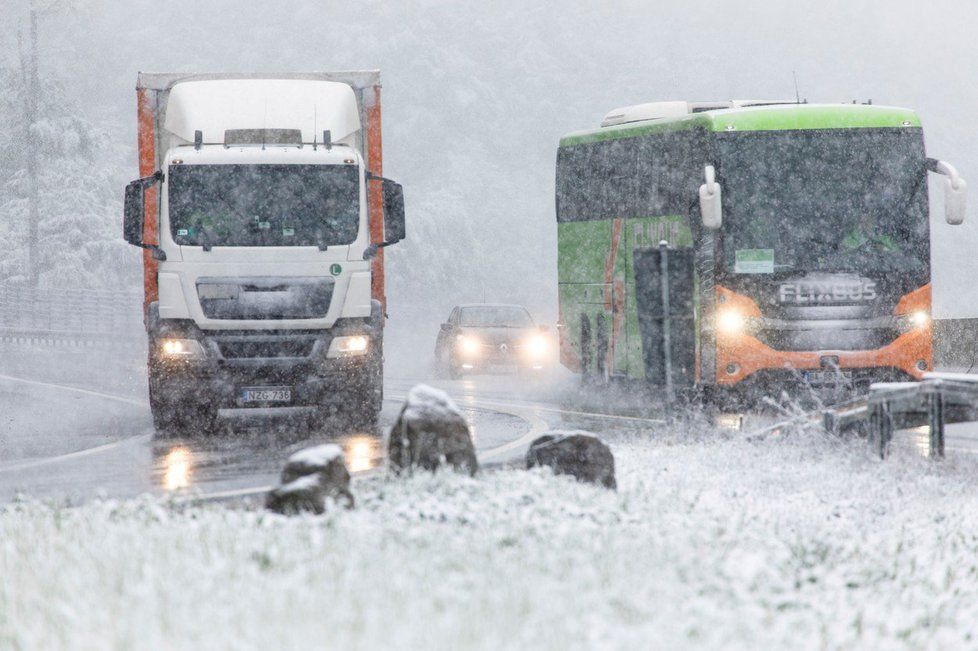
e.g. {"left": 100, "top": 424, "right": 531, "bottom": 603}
{"left": 4, "top": 424, "right": 978, "bottom": 649}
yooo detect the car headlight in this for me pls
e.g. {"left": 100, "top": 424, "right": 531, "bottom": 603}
{"left": 456, "top": 334, "right": 481, "bottom": 356}
{"left": 897, "top": 310, "right": 930, "bottom": 332}
{"left": 160, "top": 338, "right": 206, "bottom": 359}
{"left": 327, "top": 335, "right": 369, "bottom": 358}
{"left": 523, "top": 334, "right": 548, "bottom": 358}
{"left": 717, "top": 308, "right": 746, "bottom": 334}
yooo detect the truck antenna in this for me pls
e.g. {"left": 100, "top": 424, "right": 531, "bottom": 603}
{"left": 792, "top": 71, "right": 801, "bottom": 104}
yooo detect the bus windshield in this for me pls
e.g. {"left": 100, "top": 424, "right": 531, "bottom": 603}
{"left": 168, "top": 164, "right": 360, "bottom": 248}
{"left": 717, "top": 129, "right": 929, "bottom": 276}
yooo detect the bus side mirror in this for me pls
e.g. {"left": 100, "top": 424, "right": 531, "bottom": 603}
{"left": 699, "top": 165, "right": 722, "bottom": 229}
{"left": 123, "top": 181, "right": 145, "bottom": 246}
{"left": 928, "top": 158, "right": 967, "bottom": 225}
{"left": 382, "top": 179, "right": 406, "bottom": 243}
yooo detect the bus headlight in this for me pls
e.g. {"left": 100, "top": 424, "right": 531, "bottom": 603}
{"left": 717, "top": 309, "right": 746, "bottom": 334}
{"left": 327, "top": 335, "right": 369, "bottom": 358}
{"left": 910, "top": 310, "right": 930, "bottom": 328}
{"left": 456, "top": 334, "right": 481, "bottom": 357}
{"left": 898, "top": 310, "right": 930, "bottom": 332}
{"left": 160, "top": 338, "right": 206, "bottom": 359}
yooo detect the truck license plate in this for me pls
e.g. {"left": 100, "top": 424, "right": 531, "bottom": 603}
{"left": 242, "top": 387, "right": 292, "bottom": 403}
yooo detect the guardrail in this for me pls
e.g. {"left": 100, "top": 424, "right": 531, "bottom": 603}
{"left": 813, "top": 371, "right": 978, "bottom": 459}
{"left": 0, "top": 288, "right": 144, "bottom": 346}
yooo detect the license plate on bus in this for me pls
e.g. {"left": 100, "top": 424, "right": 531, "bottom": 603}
{"left": 803, "top": 371, "right": 852, "bottom": 386}
{"left": 241, "top": 386, "right": 292, "bottom": 403}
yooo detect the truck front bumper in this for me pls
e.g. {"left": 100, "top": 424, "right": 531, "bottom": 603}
{"left": 149, "top": 316, "right": 379, "bottom": 409}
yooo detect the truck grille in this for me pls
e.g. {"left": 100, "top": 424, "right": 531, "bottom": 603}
{"left": 217, "top": 339, "right": 315, "bottom": 359}
{"left": 197, "top": 277, "right": 334, "bottom": 320}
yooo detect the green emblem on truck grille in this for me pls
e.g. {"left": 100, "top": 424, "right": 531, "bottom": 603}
{"left": 330, "top": 264, "right": 342, "bottom": 276}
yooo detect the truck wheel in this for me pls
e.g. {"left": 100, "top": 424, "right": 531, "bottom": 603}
{"left": 195, "top": 402, "right": 221, "bottom": 435}
{"left": 149, "top": 381, "right": 219, "bottom": 436}
{"left": 346, "top": 368, "right": 382, "bottom": 432}
{"left": 149, "top": 381, "right": 190, "bottom": 436}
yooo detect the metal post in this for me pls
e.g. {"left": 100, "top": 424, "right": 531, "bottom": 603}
{"left": 928, "top": 391, "right": 945, "bottom": 459}
{"left": 19, "top": 8, "right": 41, "bottom": 289}
{"left": 879, "top": 402, "right": 893, "bottom": 459}
{"left": 822, "top": 410, "right": 838, "bottom": 435}
{"left": 659, "top": 240, "right": 674, "bottom": 404}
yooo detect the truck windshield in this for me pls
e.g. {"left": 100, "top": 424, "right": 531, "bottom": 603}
{"left": 460, "top": 306, "right": 533, "bottom": 328}
{"left": 717, "top": 128, "right": 929, "bottom": 277}
{"left": 168, "top": 164, "right": 359, "bottom": 247}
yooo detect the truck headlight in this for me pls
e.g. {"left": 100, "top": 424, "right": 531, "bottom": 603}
{"left": 327, "top": 335, "right": 369, "bottom": 358}
{"left": 160, "top": 338, "right": 206, "bottom": 359}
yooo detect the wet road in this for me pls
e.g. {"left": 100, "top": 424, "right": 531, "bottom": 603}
{"left": 4, "top": 343, "right": 978, "bottom": 504}
{"left": 0, "top": 344, "right": 655, "bottom": 503}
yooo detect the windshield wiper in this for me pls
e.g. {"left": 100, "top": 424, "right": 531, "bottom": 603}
{"left": 200, "top": 225, "right": 214, "bottom": 252}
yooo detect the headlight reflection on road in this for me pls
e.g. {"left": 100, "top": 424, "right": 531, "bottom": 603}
{"left": 163, "top": 447, "right": 192, "bottom": 490}
{"left": 344, "top": 435, "right": 381, "bottom": 473}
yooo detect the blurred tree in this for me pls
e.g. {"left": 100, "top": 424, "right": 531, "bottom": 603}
{"left": 0, "top": 66, "right": 130, "bottom": 289}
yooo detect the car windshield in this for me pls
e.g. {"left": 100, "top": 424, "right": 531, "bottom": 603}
{"left": 168, "top": 164, "right": 359, "bottom": 247}
{"left": 459, "top": 306, "right": 533, "bottom": 328}
{"left": 717, "top": 128, "right": 929, "bottom": 277}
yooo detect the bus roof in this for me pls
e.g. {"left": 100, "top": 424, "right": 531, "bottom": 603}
{"left": 559, "top": 103, "right": 921, "bottom": 147}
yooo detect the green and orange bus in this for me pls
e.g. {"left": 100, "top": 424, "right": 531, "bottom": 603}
{"left": 555, "top": 100, "right": 967, "bottom": 400}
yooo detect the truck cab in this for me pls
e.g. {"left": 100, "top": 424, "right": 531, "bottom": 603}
{"left": 123, "top": 74, "right": 404, "bottom": 433}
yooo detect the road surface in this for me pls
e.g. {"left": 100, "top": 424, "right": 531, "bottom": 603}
{"left": 3, "top": 343, "right": 977, "bottom": 503}
{"left": 0, "top": 344, "right": 663, "bottom": 503}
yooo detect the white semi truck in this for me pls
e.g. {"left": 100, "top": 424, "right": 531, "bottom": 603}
{"left": 123, "top": 72, "right": 405, "bottom": 433}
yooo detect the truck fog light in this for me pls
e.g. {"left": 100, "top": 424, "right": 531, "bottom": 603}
{"left": 160, "top": 338, "right": 206, "bottom": 359}
{"left": 725, "top": 362, "right": 740, "bottom": 376}
{"left": 327, "top": 335, "right": 369, "bottom": 358}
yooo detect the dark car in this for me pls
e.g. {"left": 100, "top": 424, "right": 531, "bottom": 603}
{"left": 434, "top": 304, "right": 550, "bottom": 378}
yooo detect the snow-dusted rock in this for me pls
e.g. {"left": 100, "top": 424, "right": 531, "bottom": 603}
{"left": 526, "top": 432, "right": 616, "bottom": 489}
{"left": 266, "top": 444, "right": 354, "bottom": 514}
{"left": 388, "top": 384, "right": 478, "bottom": 476}
{"left": 281, "top": 444, "right": 346, "bottom": 484}
{"left": 265, "top": 475, "right": 327, "bottom": 515}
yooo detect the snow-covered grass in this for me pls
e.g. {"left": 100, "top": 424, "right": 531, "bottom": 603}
{"left": 4, "top": 427, "right": 978, "bottom": 649}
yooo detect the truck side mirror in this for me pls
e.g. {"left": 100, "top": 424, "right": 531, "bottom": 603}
{"left": 928, "top": 158, "right": 967, "bottom": 225}
{"left": 123, "top": 172, "right": 165, "bottom": 260}
{"left": 699, "top": 165, "right": 722, "bottom": 229}
{"left": 382, "top": 179, "right": 406, "bottom": 243}
{"left": 123, "top": 181, "right": 145, "bottom": 246}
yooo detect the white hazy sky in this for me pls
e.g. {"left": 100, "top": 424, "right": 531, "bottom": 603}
{"left": 4, "top": 0, "right": 978, "bottom": 318}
